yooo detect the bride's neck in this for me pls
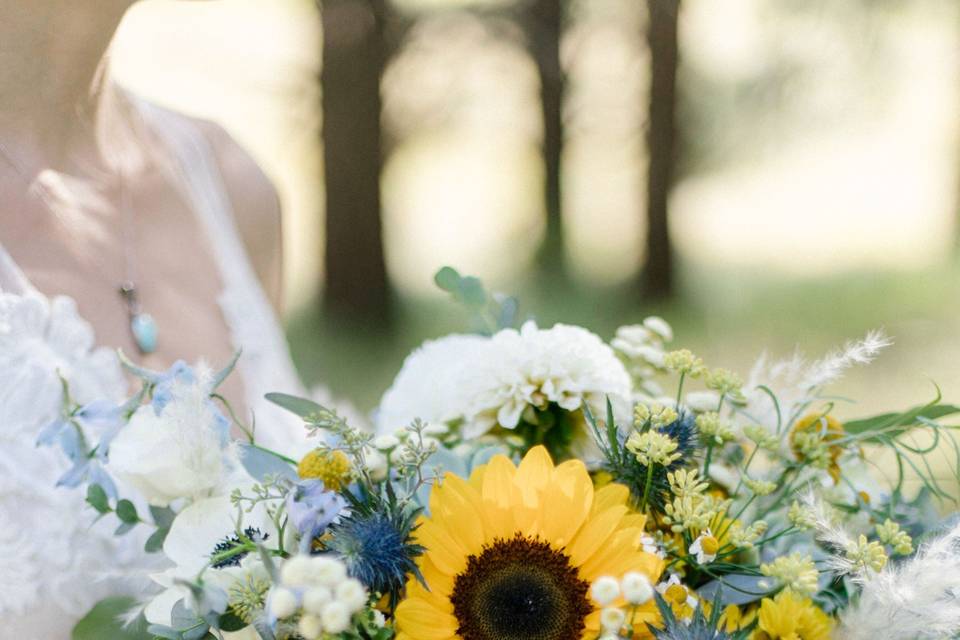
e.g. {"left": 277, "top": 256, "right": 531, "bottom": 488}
{"left": 0, "top": 1, "right": 134, "bottom": 169}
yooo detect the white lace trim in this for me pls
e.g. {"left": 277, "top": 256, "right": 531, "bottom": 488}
{"left": 0, "top": 292, "right": 152, "bottom": 636}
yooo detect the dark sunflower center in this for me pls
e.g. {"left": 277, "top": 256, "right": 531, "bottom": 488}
{"left": 450, "top": 535, "right": 591, "bottom": 640}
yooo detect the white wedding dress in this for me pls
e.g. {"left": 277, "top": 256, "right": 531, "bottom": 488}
{"left": 0, "top": 98, "right": 311, "bottom": 639}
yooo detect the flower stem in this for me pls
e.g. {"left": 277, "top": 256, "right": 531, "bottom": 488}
{"left": 249, "top": 443, "right": 297, "bottom": 466}
{"left": 703, "top": 442, "right": 715, "bottom": 478}
{"left": 675, "top": 372, "right": 687, "bottom": 409}
{"left": 640, "top": 463, "right": 655, "bottom": 513}
{"left": 731, "top": 447, "right": 759, "bottom": 497}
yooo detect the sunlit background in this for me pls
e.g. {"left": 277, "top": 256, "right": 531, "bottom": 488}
{"left": 112, "top": 0, "right": 960, "bottom": 420}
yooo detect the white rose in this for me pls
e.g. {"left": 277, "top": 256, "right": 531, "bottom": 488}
{"left": 109, "top": 378, "right": 229, "bottom": 506}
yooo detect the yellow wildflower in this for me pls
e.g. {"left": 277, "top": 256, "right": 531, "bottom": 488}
{"left": 760, "top": 554, "right": 819, "bottom": 597}
{"left": 876, "top": 519, "right": 914, "bottom": 556}
{"left": 755, "top": 589, "right": 833, "bottom": 640}
{"left": 626, "top": 430, "right": 681, "bottom": 467}
{"left": 663, "top": 349, "right": 707, "bottom": 378}
{"left": 297, "top": 449, "right": 352, "bottom": 491}
{"left": 789, "top": 413, "right": 846, "bottom": 482}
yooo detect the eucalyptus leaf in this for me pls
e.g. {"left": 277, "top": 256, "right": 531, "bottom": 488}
{"left": 116, "top": 499, "right": 139, "bottom": 524}
{"left": 145, "top": 526, "right": 170, "bottom": 553}
{"left": 497, "top": 295, "right": 518, "bottom": 330}
{"left": 433, "top": 266, "right": 461, "bottom": 292}
{"left": 457, "top": 276, "right": 487, "bottom": 307}
{"left": 146, "top": 625, "right": 181, "bottom": 640}
{"left": 150, "top": 505, "right": 176, "bottom": 529}
{"left": 170, "top": 599, "right": 212, "bottom": 640}
{"left": 265, "top": 392, "right": 327, "bottom": 420}
{"left": 86, "top": 483, "right": 110, "bottom": 514}
{"left": 238, "top": 442, "right": 297, "bottom": 483}
{"left": 72, "top": 597, "right": 152, "bottom": 640}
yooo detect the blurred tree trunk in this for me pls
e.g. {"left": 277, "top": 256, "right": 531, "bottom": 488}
{"left": 526, "top": 0, "right": 566, "bottom": 276}
{"left": 642, "top": 0, "right": 680, "bottom": 299}
{"left": 321, "top": 0, "right": 391, "bottom": 321}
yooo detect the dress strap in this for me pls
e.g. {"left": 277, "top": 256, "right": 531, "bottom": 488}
{"left": 127, "top": 93, "right": 309, "bottom": 454}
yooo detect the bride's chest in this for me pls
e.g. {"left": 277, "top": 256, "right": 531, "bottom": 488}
{"left": 1, "top": 173, "right": 245, "bottom": 404}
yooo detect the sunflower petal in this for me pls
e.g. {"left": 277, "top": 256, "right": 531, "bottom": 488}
{"left": 539, "top": 459, "right": 594, "bottom": 545}
{"left": 566, "top": 504, "right": 628, "bottom": 567}
{"left": 591, "top": 482, "right": 630, "bottom": 513}
{"left": 395, "top": 598, "right": 459, "bottom": 640}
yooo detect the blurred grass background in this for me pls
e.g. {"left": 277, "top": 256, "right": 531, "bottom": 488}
{"left": 109, "top": 0, "right": 960, "bottom": 417}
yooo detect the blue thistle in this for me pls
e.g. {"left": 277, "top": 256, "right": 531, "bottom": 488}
{"left": 657, "top": 410, "right": 698, "bottom": 470}
{"left": 588, "top": 402, "right": 699, "bottom": 509}
{"left": 326, "top": 509, "right": 424, "bottom": 605}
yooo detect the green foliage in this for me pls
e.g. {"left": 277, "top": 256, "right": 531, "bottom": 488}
{"left": 647, "top": 593, "right": 752, "bottom": 640}
{"left": 72, "top": 597, "right": 152, "bottom": 640}
{"left": 143, "top": 506, "right": 175, "bottom": 553}
{"left": 844, "top": 402, "right": 960, "bottom": 440}
{"left": 839, "top": 389, "right": 960, "bottom": 505}
{"left": 513, "top": 404, "right": 580, "bottom": 461}
{"left": 116, "top": 499, "right": 139, "bottom": 524}
{"left": 433, "top": 266, "right": 518, "bottom": 335}
{"left": 237, "top": 442, "right": 298, "bottom": 483}
{"left": 86, "top": 484, "right": 110, "bottom": 514}
{"left": 264, "top": 392, "right": 329, "bottom": 421}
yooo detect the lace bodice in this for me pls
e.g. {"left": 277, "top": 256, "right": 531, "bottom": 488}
{"left": 0, "top": 98, "right": 311, "bottom": 638}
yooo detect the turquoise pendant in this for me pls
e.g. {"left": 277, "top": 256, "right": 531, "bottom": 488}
{"left": 131, "top": 313, "right": 158, "bottom": 354}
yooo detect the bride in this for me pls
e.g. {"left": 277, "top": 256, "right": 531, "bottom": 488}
{"left": 0, "top": 1, "right": 314, "bottom": 636}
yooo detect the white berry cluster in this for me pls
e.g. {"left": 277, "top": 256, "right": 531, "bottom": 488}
{"left": 590, "top": 572, "right": 656, "bottom": 638}
{"left": 268, "top": 555, "right": 368, "bottom": 639}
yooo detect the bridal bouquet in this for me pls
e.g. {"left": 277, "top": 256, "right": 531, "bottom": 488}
{"left": 48, "top": 268, "right": 960, "bottom": 640}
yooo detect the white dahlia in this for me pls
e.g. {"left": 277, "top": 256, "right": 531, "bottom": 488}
{"left": 462, "top": 321, "right": 631, "bottom": 437}
{"left": 377, "top": 322, "right": 632, "bottom": 445}
{"left": 375, "top": 334, "right": 490, "bottom": 433}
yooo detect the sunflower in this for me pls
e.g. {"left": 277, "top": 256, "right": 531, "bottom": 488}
{"left": 395, "top": 446, "right": 665, "bottom": 640}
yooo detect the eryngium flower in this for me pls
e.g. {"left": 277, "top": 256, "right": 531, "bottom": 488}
{"left": 326, "top": 510, "right": 423, "bottom": 603}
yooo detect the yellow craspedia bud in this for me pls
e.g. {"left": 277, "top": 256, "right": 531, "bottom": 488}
{"left": 297, "top": 449, "right": 352, "bottom": 491}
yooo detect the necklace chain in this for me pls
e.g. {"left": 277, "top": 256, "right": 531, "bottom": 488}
{"left": 0, "top": 139, "right": 158, "bottom": 354}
